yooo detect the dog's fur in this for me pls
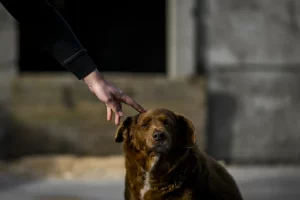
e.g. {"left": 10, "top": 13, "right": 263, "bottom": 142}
{"left": 115, "top": 108, "right": 243, "bottom": 200}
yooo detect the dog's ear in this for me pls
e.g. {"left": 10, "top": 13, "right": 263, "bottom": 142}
{"left": 176, "top": 114, "right": 196, "bottom": 147}
{"left": 115, "top": 116, "right": 134, "bottom": 143}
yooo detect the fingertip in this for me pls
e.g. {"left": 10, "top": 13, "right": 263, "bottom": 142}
{"left": 115, "top": 115, "right": 121, "bottom": 125}
{"left": 139, "top": 108, "right": 147, "bottom": 113}
{"left": 107, "top": 107, "right": 112, "bottom": 121}
{"left": 107, "top": 114, "right": 112, "bottom": 121}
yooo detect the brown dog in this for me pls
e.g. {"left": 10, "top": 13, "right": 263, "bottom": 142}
{"left": 115, "top": 108, "right": 243, "bottom": 200}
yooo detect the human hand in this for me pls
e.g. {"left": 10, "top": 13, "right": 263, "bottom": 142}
{"left": 83, "top": 69, "right": 146, "bottom": 125}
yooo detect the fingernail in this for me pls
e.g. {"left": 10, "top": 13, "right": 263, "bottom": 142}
{"left": 119, "top": 111, "right": 124, "bottom": 116}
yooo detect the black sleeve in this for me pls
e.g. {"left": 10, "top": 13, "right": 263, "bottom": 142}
{"left": 0, "top": 0, "right": 97, "bottom": 80}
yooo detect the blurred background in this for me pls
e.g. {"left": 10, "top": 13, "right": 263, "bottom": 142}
{"left": 0, "top": 0, "right": 300, "bottom": 199}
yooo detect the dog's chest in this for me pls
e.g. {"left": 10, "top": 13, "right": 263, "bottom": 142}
{"left": 139, "top": 170, "right": 151, "bottom": 199}
{"left": 138, "top": 156, "right": 159, "bottom": 199}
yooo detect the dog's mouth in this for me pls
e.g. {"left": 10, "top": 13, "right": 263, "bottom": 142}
{"left": 144, "top": 132, "right": 172, "bottom": 154}
{"left": 151, "top": 140, "right": 170, "bottom": 154}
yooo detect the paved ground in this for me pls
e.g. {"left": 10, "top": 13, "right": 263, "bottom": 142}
{"left": 0, "top": 166, "right": 300, "bottom": 200}
{"left": 228, "top": 166, "right": 300, "bottom": 200}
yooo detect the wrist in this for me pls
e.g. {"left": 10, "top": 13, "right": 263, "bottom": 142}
{"left": 83, "top": 69, "right": 106, "bottom": 86}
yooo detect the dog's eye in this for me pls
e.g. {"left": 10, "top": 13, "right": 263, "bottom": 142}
{"left": 141, "top": 123, "right": 148, "bottom": 129}
{"left": 164, "top": 120, "right": 172, "bottom": 127}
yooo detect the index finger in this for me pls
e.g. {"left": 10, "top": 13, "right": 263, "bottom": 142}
{"left": 120, "top": 94, "right": 146, "bottom": 113}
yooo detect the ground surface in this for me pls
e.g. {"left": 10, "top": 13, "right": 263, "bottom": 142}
{"left": 0, "top": 155, "right": 300, "bottom": 200}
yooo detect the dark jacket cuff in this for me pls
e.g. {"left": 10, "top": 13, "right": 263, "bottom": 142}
{"left": 65, "top": 51, "right": 97, "bottom": 80}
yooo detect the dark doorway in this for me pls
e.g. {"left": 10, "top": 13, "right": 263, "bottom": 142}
{"left": 18, "top": 0, "right": 166, "bottom": 74}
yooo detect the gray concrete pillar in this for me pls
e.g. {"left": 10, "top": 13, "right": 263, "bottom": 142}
{"left": 206, "top": 0, "right": 300, "bottom": 164}
{"left": 0, "top": 4, "right": 17, "bottom": 148}
{"left": 0, "top": 4, "right": 17, "bottom": 104}
{"left": 166, "top": 0, "right": 196, "bottom": 79}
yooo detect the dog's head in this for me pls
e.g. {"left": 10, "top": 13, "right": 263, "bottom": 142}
{"left": 115, "top": 108, "right": 196, "bottom": 155}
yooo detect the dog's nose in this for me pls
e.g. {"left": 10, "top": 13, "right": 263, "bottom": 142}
{"left": 153, "top": 131, "right": 165, "bottom": 141}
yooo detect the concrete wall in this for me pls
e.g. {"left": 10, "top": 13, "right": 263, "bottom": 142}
{"left": 1, "top": 0, "right": 300, "bottom": 164}
{"left": 0, "top": 0, "right": 206, "bottom": 160}
{"left": 205, "top": 0, "right": 300, "bottom": 163}
{"left": 1, "top": 74, "right": 206, "bottom": 159}
{"left": 207, "top": 0, "right": 300, "bottom": 65}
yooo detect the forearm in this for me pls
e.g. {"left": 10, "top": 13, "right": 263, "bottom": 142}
{"left": 0, "top": 0, "right": 96, "bottom": 80}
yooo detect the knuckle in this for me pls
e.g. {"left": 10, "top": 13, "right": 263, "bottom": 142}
{"left": 104, "top": 97, "right": 114, "bottom": 104}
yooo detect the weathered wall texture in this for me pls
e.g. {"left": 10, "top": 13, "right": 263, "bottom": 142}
{"left": 207, "top": 0, "right": 300, "bottom": 65}
{"left": 206, "top": 0, "right": 300, "bottom": 163}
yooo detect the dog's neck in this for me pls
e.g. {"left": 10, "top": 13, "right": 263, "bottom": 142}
{"left": 139, "top": 147, "right": 197, "bottom": 198}
{"left": 124, "top": 144, "right": 199, "bottom": 199}
{"left": 153, "top": 148, "right": 191, "bottom": 172}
